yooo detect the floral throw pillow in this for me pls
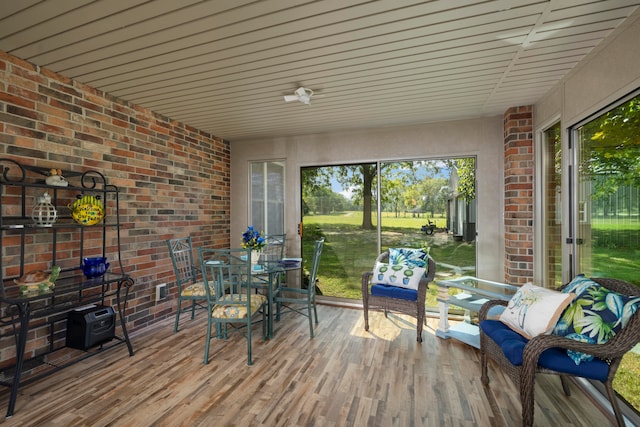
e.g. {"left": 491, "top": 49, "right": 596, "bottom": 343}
{"left": 553, "top": 276, "right": 640, "bottom": 364}
{"left": 373, "top": 262, "right": 426, "bottom": 290}
{"left": 499, "top": 282, "right": 576, "bottom": 339}
{"left": 389, "top": 247, "right": 429, "bottom": 269}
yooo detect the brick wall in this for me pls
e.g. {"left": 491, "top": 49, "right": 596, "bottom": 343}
{"left": 503, "top": 105, "right": 534, "bottom": 284}
{"left": 0, "top": 51, "right": 230, "bottom": 362}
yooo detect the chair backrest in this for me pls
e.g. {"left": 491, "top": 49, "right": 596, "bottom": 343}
{"left": 166, "top": 236, "right": 199, "bottom": 288}
{"left": 306, "top": 238, "right": 325, "bottom": 296}
{"left": 261, "top": 234, "right": 286, "bottom": 263}
{"left": 198, "top": 247, "right": 252, "bottom": 302}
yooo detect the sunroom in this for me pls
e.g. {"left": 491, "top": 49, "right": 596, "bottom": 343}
{"left": 0, "top": 1, "right": 639, "bottom": 426}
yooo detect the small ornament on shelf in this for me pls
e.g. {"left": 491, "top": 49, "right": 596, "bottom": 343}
{"left": 14, "top": 265, "right": 60, "bottom": 296}
{"left": 31, "top": 192, "right": 57, "bottom": 227}
{"left": 45, "top": 168, "right": 68, "bottom": 186}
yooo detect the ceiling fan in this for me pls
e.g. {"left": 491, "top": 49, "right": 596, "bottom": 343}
{"left": 283, "top": 87, "right": 317, "bottom": 105}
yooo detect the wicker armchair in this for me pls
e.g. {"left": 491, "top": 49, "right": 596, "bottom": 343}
{"left": 362, "top": 250, "right": 436, "bottom": 342}
{"left": 479, "top": 277, "right": 640, "bottom": 427}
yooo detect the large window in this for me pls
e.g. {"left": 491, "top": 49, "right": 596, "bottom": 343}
{"left": 570, "top": 90, "right": 640, "bottom": 415}
{"left": 250, "top": 161, "right": 284, "bottom": 235}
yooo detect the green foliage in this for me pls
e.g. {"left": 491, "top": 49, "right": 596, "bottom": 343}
{"left": 301, "top": 167, "right": 331, "bottom": 197}
{"left": 581, "top": 95, "right": 640, "bottom": 197}
{"left": 304, "top": 186, "right": 351, "bottom": 214}
{"left": 456, "top": 157, "right": 476, "bottom": 202}
{"left": 414, "top": 177, "right": 449, "bottom": 216}
{"left": 384, "top": 178, "right": 407, "bottom": 217}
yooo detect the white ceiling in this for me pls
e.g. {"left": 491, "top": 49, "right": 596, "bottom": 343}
{"left": 1, "top": 1, "right": 639, "bottom": 142}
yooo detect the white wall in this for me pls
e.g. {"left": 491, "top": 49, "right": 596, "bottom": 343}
{"left": 231, "top": 116, "right": 506, "bottom": 281}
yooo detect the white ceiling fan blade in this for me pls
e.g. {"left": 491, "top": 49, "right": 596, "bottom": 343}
{"left": 284, "top": 95, "right": 299, "bottom": 102}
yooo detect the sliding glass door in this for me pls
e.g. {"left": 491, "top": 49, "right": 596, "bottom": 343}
{"left": 570, "top": 91, "right": 640, "bottom": 414}
{"left": 301, "top": 163, "right": 378, "bottom": 300}
{"left": 300, "top": 157, "right": 477, "bottom": 308}
{"left": 573, "top": 94, "right": 640, "bottom": 282}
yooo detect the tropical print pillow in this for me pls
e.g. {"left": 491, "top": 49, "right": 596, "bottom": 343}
{"left": 554, "top": 276, "right": 640, "bottom": 364}
{"left": 389, "top": 247, "right": 429, "bottom": 269}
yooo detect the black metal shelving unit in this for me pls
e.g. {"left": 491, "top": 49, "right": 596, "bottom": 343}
{"left": 0, "top": 158, "right": 135, "bottom": 418}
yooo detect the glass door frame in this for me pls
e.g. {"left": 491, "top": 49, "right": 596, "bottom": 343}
{"left": 300, "top": 156, "right": 478, "bottom": 304}
{"left": 568, "top": 88, "right": 640, "bottom": 278}
{"left": 565, "top": 89, "right": 640, "bottom": 424}
{"left": 535, "top": 116, "right": 573, "bottom": 286}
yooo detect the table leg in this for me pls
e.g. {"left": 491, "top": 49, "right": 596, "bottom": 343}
{"left": 436, "top": 284, "right": 450, "bottom": 339}
{"left": 267, "top": 272, "right": 281, "bottom": 338}
{"left": 267, "top": 275, "right": 273, "bottom": 338}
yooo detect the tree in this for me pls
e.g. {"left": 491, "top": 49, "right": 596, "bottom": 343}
{"left": 581, "top": 95, "right": 640, "bottom": 197}
{"left": 385, "top": 179, "right": 406, "bottom": 217}
{"left": 333, "top": 163, "right": 419, "bottom": 229}
{"left": 303, "top": 184, "right": 349, "bottom": 215}
{"left": 303, "top": 160, "right": 473, "bottom": 229}
{"left": 456, "top": 157, "right": 476, "bottom": 202}
{"left": 417, "top": 177, "right": 449, "bottom": 217}
{"left": 403, "top": 184, "right": 422, "bottom": 217}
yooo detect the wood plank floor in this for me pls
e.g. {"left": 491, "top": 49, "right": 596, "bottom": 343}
{"left": 0, "top": 305, "right": 615, "bottom": 426}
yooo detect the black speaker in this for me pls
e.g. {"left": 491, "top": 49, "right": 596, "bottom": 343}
{"left": 66, "top": 305, "right": 116, "bottom": 350}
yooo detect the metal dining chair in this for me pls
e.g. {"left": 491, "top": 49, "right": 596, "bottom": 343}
{"left": 166, "top": 236, "right": 212, "bottom": 332}
{"left": 274, "top": 238, "right": 325, "bottom": 338}
{"left": 250, "top": 234, "right": 286, "bottom": 335}
{"left": 260, "top": 233, "right": 286, "bottom": 263}
{"left": 198, "top": 247, "right": 267, "bottom": 365}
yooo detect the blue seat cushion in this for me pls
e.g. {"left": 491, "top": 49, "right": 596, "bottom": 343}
{"left": 481, "top": 320, "right": 529, "bottom": 365}
{"left": 480, "top": 320, "right": 609, "bottom": 382}
{"left": 371, "top": 284, "right": 417, "bottom": 301}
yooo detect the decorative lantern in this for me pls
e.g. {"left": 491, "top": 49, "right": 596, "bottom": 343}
{"left": 31, "top": 192, "right": 57, "bottom": 227}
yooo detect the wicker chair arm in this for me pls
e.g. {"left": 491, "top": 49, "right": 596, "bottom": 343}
{"left": 362, "top": 271, "right": 373, "bottom": 299}
{"left": 523, "top": 309, "right": 640, "bottom": 365}
{"left": 424, "top": 256, "right": 436, "bottom": 284}
{"left": 478, "top": 299, "right": 508, "bottom": 322}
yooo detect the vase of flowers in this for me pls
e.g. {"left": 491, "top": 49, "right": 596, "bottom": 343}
{"left": 242, "top": 226, "right": 266, "bottom": 268}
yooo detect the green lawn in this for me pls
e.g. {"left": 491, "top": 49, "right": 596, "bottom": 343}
{"left": 615, "top": 351, "right": 640, "bottom": 410}
{"left": 302, "top": 211, "right": 475, "bottom": 304}
{"left": 591, "top": 225, "right": 640, "bottom": 284}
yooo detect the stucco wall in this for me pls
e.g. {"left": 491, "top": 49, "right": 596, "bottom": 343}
{"left": 535, "top": 12, "right": 640, "bottom": 128}
{"left": 231, "top": 116, "right": 506, "bottom": 281}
